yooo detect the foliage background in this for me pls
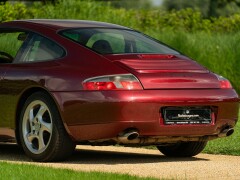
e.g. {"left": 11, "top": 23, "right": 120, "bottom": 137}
{"left": 0, "top": 0, "right": 239, "bottom": 94}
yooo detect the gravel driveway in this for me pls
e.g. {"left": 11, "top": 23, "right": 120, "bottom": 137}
{"left": 0, "top": 143, "right": 240, "bottom": 180}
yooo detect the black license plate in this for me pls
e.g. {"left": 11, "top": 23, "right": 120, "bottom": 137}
{"left": 163, "top": 107, "right": 212, "bottom": 125}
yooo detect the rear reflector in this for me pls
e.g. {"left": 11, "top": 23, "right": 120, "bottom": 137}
{"left": 217, "top": 75, "right": 232, "bottom": 89}
{"left": 83, "top": 74, "right": 143, "bottom": 90}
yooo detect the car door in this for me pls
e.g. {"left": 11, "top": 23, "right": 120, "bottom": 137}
{"left": 0, "top": 30, "right": 28, "bottom": 140}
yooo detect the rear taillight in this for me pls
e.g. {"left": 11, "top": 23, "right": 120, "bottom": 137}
{"left": 82, "top": 74, "right": 143, "bottom": 90}
{"left": 217, "top": 75, "right": 232, "bottom": 89}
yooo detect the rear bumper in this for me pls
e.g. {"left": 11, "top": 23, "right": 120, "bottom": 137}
{"left": 52, "top": 89, "right": 239, "bottom": 141}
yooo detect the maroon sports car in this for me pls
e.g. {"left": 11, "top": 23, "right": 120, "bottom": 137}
{"left": 0, "top": 20, "right": 239, "bottom": 162}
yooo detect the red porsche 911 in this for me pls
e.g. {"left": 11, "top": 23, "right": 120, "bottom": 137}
{"left": 0, "top": 20, "right": 239, "bottom": 162}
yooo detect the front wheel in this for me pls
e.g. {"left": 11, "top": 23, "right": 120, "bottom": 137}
{"left": 19, "top": 92, "right": 76, "bottom": 162}
{"left": 157, "top": 141, "right": 208, "bottom": 157}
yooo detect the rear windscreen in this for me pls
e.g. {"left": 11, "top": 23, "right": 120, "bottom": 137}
{"left": 59, "top": 28, "right": 179, "bottom": 55}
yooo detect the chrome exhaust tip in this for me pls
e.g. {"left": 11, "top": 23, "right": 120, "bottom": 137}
{"left": 118, "top": 129, "right": 139, "bottom": 143}
{"left": 125, "top": 131, "right": 139, "bottom": 140}
{"left": 218, "top": 127, "right": 234, "bottom": 138}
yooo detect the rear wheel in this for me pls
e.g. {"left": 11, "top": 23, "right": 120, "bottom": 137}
{"left": 19, "top": 92, "right": 76, "bottom": 162}
{"left": 157, "top": 141, "right": 208, "bottom": 157}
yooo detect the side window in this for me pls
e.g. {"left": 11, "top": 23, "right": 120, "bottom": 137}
{"left": 21, "top": 34, "right": 65, "bottom": 62}
{"left": 0, "top": 31, "right": 26, "bottom": 63}
{"left": 86, "top": 33, "right": 125, "bottom": 54}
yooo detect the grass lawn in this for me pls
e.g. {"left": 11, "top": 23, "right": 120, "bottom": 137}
{"left": 0, "top": 161, "right": 157, "bottom": 180}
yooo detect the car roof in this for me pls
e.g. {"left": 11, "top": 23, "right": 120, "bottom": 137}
{"left": 13, "top": 19, "right": 131, "bottom": 30}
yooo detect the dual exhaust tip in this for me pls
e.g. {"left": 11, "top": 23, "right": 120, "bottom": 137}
{"left": 118, "top": 126, "right": 234, "bottom": 143}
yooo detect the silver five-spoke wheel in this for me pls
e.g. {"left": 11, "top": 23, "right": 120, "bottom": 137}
{"left": 22, "top": 100, "right": 53, "bottom": 154}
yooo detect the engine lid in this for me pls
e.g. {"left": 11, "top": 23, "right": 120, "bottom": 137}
{"left": 105, "top": 54, "right": 220, "bottom": 89}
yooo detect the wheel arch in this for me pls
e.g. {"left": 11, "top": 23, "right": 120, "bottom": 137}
{"left": 15, "top": 87, "right": 71, "bottom": 145}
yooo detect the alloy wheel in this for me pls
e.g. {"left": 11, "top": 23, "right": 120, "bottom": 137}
{"left": 22, "top": 100, "right": 53, "bottom": 154}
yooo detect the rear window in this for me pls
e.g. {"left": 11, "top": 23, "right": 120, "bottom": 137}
{"left": 60, "top": 28, "right": 179, "bottom": 55}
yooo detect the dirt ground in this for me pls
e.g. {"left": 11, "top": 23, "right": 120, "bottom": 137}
{"left": 0, "top": 143, "right": 240, "bottom": 180}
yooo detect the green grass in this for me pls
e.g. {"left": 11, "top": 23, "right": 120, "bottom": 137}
{"left": 0, "top": 161, "right": 157, "bottom": 180}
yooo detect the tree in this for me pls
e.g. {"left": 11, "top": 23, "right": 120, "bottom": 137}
{"left": 208, "top": 0, "right": 240, "bottom": 17}
{"left": 163, "top": 0, "right": 240, "bottom": 17}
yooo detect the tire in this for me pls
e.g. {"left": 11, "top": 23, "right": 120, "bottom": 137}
{"left": 157, "top": 141, "right": 208, "bottom": 157}
{"left": 19, "top": 92, "right": 76, "bottom": 162}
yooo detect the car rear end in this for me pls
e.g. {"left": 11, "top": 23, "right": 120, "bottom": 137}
{"left": 72, "top": 54, "right": 238, "bottom": 144}
{"left": 57, "top": 27, "right": 239, "bottom": 146}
